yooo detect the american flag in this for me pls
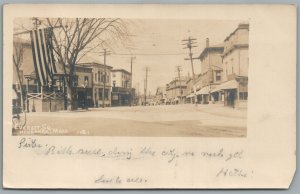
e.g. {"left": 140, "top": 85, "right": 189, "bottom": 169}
{"left": 29, "top": 27, "right": 57, "bottom": 86}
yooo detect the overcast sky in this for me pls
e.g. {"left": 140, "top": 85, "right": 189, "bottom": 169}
{"left": 14, "top": 18, "right": 245, "bottom": 94}
{"left": 84, "top": 19, "right": 244, "bottom": 94}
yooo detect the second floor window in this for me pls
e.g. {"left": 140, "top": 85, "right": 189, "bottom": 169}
{"left": 216, "top": 72, "right": 221, "bottom": 81}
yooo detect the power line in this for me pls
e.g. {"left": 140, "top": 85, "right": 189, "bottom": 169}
{"left": 182, "top": 36, "right": 199, "bottom": 106}
{"left": 90, "top": 52, "right": 188, "bottom": 56}
{"left": 182, "top": 36, "right": 198, "bottom": 79}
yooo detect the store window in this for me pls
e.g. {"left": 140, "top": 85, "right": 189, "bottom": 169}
{"left": 99, "top": 89, "right": 109, "bottom": 100}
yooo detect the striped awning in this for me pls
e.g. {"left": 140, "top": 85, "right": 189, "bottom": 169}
{"left": 211, "top": 80, "right": 238, "bottom": 93}
{"left": 196, "top": 86, "right": 210, "bottom": 95}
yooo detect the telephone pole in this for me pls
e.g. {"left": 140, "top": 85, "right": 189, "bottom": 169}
{"left": 176, "top": 66, "right": 183, "bottom": 104}
{"left": 182, "top": 36, "right": 198, "bottom": 79}
{"left": 31, "top": 17, "right": 42, "bottom": 30}
{"left": 99, "top": 48, "right": 111, "bottom": 108}
{"left": 182, "top": 36, "right": 198, "bottom": 105}
{"left": 130, "top": 56, "right": 136, "bottom": 106}
{"left": 144, "top": 67, "right": 149, "bottom": 106}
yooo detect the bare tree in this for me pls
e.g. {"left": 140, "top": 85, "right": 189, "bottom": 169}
{"left": 13, "top": 39, "right": 25, "bottom": 111}
{"left": 45, "top": 18, "right": 130, "bottom": 110}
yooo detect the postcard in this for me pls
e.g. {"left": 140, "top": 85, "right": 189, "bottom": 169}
{"left": 3, "top": 4, "right": 296, "bottom": 188}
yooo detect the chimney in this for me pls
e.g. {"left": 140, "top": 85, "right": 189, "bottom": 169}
{"left": 206, "top": 38, "right": 209, "bottom": 48}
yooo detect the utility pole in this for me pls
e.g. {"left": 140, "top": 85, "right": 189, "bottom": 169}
{"left": 130, "top": 56, "right": 136, "bottom": 106}
{"left": 144, "top": 67, "right": 149, "bottom": 106}
{"left": 182, "top": 37, "right": 198, "bottom": 78}
{"left": 182, "top": 36, "right": 198, "bottom": 105}
{"left": 99, "top": 48, "right": 111, "bottom": 108}
{"left": 31, "top": 17, "right": 42, "bottom": 30}
{"left": 176, "top": 66, "right": 182, "bottom": 104}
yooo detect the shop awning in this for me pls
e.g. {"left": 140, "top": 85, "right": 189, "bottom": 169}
{"left": 211, "top": 80, "right": 238, "bottom": 93}
{"left": 186, "top": 93, "right": 195, "bottom": 98}
{"left": 196, "top": 86, "right": 210, "bottom": 95}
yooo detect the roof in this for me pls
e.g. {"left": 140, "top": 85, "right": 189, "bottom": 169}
{"left": 199, "top": 44, "right": 224, "bottom": 60}
{"left": 77, "top": 62, "right": 113, "bottom": 69}
{"left": 224, "top": 23, "right": 249, "bottom": 41}
{"left": 111, "top": 69, "right": 131, "bottom": 75}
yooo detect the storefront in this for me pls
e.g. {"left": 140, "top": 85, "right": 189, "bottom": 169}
{"left": 196, "top": 86, "right": 210, "bottom": 104}
{"left": 111, "top": 87, "right": 132, "bottom": 106}
{"left": 211, "top": 77, "right": 248, "bottom": 108}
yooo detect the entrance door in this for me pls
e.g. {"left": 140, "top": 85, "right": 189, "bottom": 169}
{"left": 227, "top": 89, "right": 236, "bottom": 108}
{"left": 77, "top": 91, "right": 86, "bottom": 108}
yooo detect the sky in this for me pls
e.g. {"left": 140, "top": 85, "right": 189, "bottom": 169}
{"left": 14, "top": 18, "right": 245, "bottom": 94}
{"left": 81, "top": 19, "right": 244, "bottom": 94}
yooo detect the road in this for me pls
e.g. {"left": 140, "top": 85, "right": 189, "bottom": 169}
{"left": 15, "top": 104, "right": 247, "bottom": 137}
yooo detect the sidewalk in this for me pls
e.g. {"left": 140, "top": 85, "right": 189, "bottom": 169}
{"left": 194, "top": 104, "right": 247, "bottom": 119}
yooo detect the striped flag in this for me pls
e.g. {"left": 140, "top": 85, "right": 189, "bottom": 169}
{"left": 29, "top": 27, "right": 57, "bottom": 86}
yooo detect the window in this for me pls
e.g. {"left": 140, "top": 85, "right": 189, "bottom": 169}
{"left": 216, "top": 71, "right": 221, "bottom": 81}
{"left": 84, "top": 76, "right": 89, "bottom": 86}
{"left": 99, "top": 89, "right": 109, "bottom": 100}
{"left": 239, "top": 92, "right": 248, "bottom": 100}
{"left": 101, "top": 73, "right": 106, "bottom": 83}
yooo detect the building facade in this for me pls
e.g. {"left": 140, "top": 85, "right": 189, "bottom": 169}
{"left": 13, "top": 37, "right": 66, "bottom": 112}
{"left": 166, "top": 77, "right": 187, "bottom": 104}
{"left": 111, "top": 69, "right": 134, "bottom": 106}
{"left": 211, "top": 23, "right": 249, "bottom": 108}
{"left": 197, "top": 38, "right": 224, "bottom": 104}
{"left": 77, "top": 63, "right": 113, "bottom": 108}
{"left": 155, "top": 86, "right": 167, "bottom": 105}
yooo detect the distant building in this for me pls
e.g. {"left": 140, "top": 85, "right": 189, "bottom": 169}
{"left": 166, "top": 77, "right": 187, "bottom": 104}
{"left": 212, "top": 23, "right": 249, "bottom": 108}
{"left": 185, "top": 76, "right": 196, "bottom": 104}
{"left": 197, "top": 38, "right": 224, "bottom": 104}
{"left": 155, "top": 86, "right": 167, "bottom": 104}
{"left": 111, "top": 69, "right": 134, "bottom": 106}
